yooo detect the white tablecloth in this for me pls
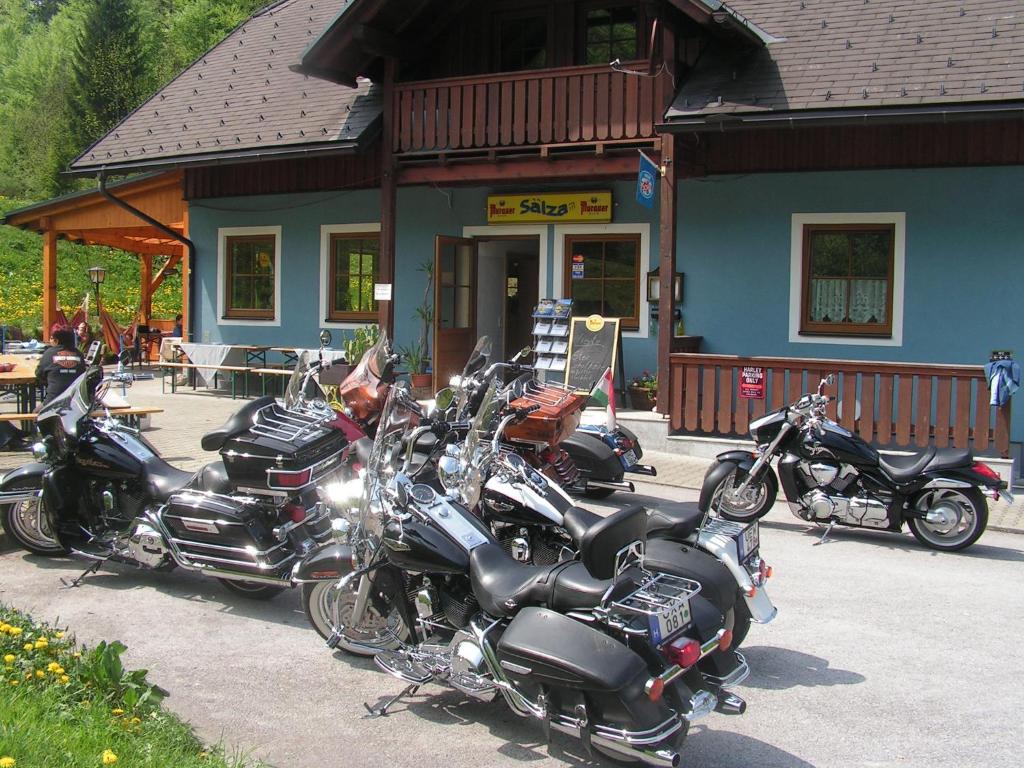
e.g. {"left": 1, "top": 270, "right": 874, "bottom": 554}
{"left": 178, "top": 343, "right": 245, "bottom": 388}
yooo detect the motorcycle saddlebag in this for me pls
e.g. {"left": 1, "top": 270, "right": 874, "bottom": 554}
{"left": 220, "top": 401, "right": 346, "bottom": 494}
{"left": 497, "top": 607, "right": 673, "bottom": 729}
{"left": 162, "top": 491, "right": 292, "bottom": 576}
{"left": 643, "top": 538, "right": 738, "bottom": 614}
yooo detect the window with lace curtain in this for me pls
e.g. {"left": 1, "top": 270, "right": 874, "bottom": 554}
{"left": 800, "top": 224, "right": 895, "bottom": 337}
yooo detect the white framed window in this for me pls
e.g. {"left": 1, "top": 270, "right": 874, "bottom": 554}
{"left": 789, "top": 213, "right": 905, "bottom": 346}
{"left": 553, "top": 222, "right": 651, "bottom": 339}
{"left": 319, "top": 223, "right": 382, "bottom": 329}
{"left": 217, "top": 225, "right": 282, "bottom": 326}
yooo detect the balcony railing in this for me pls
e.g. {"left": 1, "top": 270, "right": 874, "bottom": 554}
{"left": 392, "top": 64, "right": 670, "bottom": 155}
{"left": 668, "top": 353, "right": 1012, "bottom": 457}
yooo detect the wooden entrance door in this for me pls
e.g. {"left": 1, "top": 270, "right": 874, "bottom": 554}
{"left": 433, "top": 236, "right": 477, "bottom": 391}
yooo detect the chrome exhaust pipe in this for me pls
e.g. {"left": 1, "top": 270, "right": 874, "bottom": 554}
{"left": 548, "top": 721, "right": 680, "bottom": 768}
{"left": 714, "top": 692, "right": 747, "bottom": 716}
{"left": 179, "top": 564, "right": 291, "bottom": 587}
{"left": 626, "top": 464, "right": 658, "bottom": 477}
{"left": 585, "top": 479, "right": 635, "bottom": 492}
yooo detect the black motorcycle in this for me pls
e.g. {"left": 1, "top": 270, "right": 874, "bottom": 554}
{"left": 296, "top": 381, "right": 745, "bottom": 767}
{"left": 701, "top": 375, "right": 1012, "bottom": 551}
{"left": 0, "top": 361, "right": 343, "bottom": 597}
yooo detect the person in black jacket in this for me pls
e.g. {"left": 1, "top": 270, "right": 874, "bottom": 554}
{"left": 35, "top": 325, "right": 86, "bottom": 405}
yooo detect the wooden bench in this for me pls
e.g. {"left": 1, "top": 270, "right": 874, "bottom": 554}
{"left": 160, "top": 361, "right": 252, "bottom": 398}
{"left": 0, "top": 406, "right": 163, "bottom": 430}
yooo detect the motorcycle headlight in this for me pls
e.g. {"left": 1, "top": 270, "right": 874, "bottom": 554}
{"left": 437, "top": 455, "right": 460, "bottom": 494}
{"left": 31, "top": 441, "right": 49, "bottom": 460}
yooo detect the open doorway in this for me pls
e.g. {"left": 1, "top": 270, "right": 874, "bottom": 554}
{"left": 476, "top": 237, "right": 540, "bottom": 364}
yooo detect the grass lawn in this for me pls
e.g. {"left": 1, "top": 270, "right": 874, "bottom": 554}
{"left": 0, "top": 606, "right": 259, "bottom": 768}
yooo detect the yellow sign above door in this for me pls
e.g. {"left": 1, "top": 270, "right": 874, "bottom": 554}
{"left": 487, "top": 191, "right": 613, "bottom": 224}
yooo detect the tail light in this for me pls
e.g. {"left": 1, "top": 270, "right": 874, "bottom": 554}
{"left": 745, "top": 585, "right": 758, "bottom": 598}
{"left": 645, "top": 677, "right": 665, "bottom": 702}
{"left": 266, "top": 467, "right": 313, "bottom": 489}
{"left": 718, "top": 629, "right": 734, "bottom": 653}
{"left": 283, "top": 503, "right": 306, "bottom": 524}
{"left": 615, "top": 436, "right": 635, "bottom": 450}
{"left": 972, "top": 462, "right": 1002, "bottom": 483}
{"left": 663, "top": 637, "right": 701, "bottom": 669}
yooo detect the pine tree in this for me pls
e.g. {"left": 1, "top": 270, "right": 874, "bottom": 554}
{"left": 68, "top": 0, "right": 152, "bottom": 158}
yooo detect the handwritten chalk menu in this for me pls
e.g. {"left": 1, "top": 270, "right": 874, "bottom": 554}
{"left": 564, "top": 315, "right": 621, "bottom": 391}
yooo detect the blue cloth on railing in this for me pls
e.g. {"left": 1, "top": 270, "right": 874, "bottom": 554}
{"left": 984, "top": 359, "right": 1020, "bottom": 406}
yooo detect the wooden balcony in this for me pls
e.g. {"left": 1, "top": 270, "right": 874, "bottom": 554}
{"left": 668, "top": 354, "right": 1012, "bottom": 457}
{"left": 392, "top": 64, "right": 670, "bottom": 156}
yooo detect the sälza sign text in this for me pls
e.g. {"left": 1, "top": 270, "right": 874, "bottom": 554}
{"left": 487, "top": 191, "right": 612, "bottom": 224}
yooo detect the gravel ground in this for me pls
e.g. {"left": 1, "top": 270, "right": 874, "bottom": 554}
{"left": 2, "top": 480, "right": 1023, "bottom": 768}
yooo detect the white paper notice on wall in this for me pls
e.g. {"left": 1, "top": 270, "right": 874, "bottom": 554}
{"left": 374, "top": 283, "right": 393, "bottom": 301}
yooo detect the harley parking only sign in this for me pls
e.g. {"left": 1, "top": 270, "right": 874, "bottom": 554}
{"left": 739, "top": 366, "right": 766, "bottom": 399}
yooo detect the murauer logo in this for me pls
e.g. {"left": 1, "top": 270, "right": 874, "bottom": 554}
{"left": 489, "top": 199, "right": 515, "bottom": 217}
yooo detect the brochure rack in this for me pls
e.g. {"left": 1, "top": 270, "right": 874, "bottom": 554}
{"left": 531, "top": 298, "right": 572, "bottom": 378}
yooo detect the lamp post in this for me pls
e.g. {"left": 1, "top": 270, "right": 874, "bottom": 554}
{"left": 87, "top": 265, "right": 106, "bottom": 316}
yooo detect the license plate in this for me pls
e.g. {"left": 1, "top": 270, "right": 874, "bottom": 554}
{"left": 621, "top": 449, "right": 638, "bottom": 467}
{"left": 649, "top": 598, "right": 692, "bottom": 645}
{"left": 739, "top": 522, "right": 759, "bottom": 560}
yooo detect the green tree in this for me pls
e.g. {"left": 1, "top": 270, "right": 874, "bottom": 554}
{"left": 68, "top": 0, "right": 153, "bottom": 158}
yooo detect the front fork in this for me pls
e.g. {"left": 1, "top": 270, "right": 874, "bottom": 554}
{"left": 730, "top": 423, "right": 791, "bottom": 499}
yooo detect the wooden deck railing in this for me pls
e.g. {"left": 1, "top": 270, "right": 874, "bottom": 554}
{"left": 668, "top": 354, "right": 1012, "bottom": 458}
{"left": 392, "top": 64, "right": 670, "bottom": 154}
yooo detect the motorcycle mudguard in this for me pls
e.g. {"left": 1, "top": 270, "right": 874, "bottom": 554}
{"left": 562, "top": 431, "right": 624, "bottom": 482}
{"left": 643, "top": 538, "right": 738, "bottom": 614}
{"left": 0, "top": 462, "right": 46, "bottom": 500}
{"left": 293, "top": 542, "right": 354, "bottom": 581}
{"left": 698, "top": 452, "right": 756, "bottom": 512}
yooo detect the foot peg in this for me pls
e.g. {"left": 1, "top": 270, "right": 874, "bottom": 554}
{"left": 714, "top": 692, "right": 746, "bottom": 716}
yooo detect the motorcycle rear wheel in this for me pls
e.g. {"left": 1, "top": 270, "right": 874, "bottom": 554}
{"left": 907, "top": 487, "right": 988, "bottom": 552}
{"left": 217, "top": 579, "right": 284, "bottom": 600}
{"left": 727, "top": 598, "right": 753, "bottom": 649}
{"left": 2, "top": 498, "right": 66, "bottom": 556}
{"left": 707, "top": 463, "right": 777, "bottom": 523}
{"left": 302, "top": 580, "right": 406, "bottom": 656}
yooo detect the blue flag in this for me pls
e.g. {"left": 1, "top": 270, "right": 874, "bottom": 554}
{"left": 636, "top": 153, "right": 658, "bottom": 208}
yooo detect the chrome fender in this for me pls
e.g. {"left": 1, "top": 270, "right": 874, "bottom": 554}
{"left": 695, "top": 527, "right": 777, "bottom": 625}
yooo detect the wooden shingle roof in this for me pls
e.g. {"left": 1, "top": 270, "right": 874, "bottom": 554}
{"left": 667, "top": 0, "right": 1024, "bottom": 121}
{"left": 71, "top": 0, "right": 380, "bottom": 174}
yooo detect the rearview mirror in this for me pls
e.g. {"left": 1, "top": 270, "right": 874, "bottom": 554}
{"left": 434, "top": 387, "right": 455, "bottom": 411}
{"left": 319, "top": 330, "right": 332, "bottom": 347}
{"left": 511, "top": 346, "right": 532, "bottom": 362}
{"left": 824, "top": 374, "right": 835, "bottom": 386}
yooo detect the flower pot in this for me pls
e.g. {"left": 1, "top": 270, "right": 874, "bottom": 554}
{"left": 628, "top": 385, "right": 657, "bottom": 411}
{"left": 411, "top": 373, "right": 432, "bottom": 389}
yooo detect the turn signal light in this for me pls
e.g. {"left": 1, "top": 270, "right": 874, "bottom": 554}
{"left": 759, "top": 559, "right": 772, "bottom": 581}
{"left": 745, "top": 586, "right": 758, "bottom": 598}
{"left": 664, "top": 637, "right": 701, "bottom": 669}
{"left": 718, "top": 629, "right": 734, "bottom": 653}
{"left": 645, "top": 677, "right": 665, "bottom": 702}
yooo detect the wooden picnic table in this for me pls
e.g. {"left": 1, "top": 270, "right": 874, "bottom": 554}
{"left": 0, "top": 353, "right": 40, "bottom": 411}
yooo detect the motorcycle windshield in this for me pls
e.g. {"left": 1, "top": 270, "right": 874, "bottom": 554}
{"left": 283, "top": 351, "right": 313, "bottom": 410}
{"left": 36, "top": 366, "right": 98, "bottom": 440}
{"left": 455, "top": 335, "right": 491, "bottom": 415}
{"left": 457, "top": 378, "right": 498, "bottom": 509}
{"left": 337, "top": 331, "right": 389, "bottom": 398}
{"left": 358, "top": 380, "right": 415, "bottom": 539}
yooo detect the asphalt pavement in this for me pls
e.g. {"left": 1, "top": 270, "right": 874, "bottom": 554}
{"left": 2, "top": 482, "right": 1023, "bottom": 768}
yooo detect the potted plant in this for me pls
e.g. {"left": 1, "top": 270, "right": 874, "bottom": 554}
{"left": 401, "top": 339, "right": 432, "bottom": 389}
{"left": 628, "top": 371, "right": 657, "bottom": 411}
{"left": 342, "top": 324, "right": 380, "bottom": 368}
{"left": 412, "top": 259, "right": 434, "bottom": 379}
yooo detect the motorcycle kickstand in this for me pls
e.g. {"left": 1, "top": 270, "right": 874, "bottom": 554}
{"left": 60, "top": 557, "right": 107, "bottom": 588}
{"left": 363, "top": 684, "right": 419, "bottom": 719}
{"left": 813, "top": 519, "right": 837, "bottom": 546}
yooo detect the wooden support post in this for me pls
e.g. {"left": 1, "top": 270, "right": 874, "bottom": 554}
{"left": 139, "top": 254, "right": 153, "bottom": 325}
{"left": 181, "top": 209, "right": 190, "bottom": 341}
{"left": 656, "top": 133, "right": 676, "bottom": 416}
{"left": 378, "top": 56, "right": 397, "bottom": 336}
{"left": 42, "top": 223, "right": 58, "bottom": 337}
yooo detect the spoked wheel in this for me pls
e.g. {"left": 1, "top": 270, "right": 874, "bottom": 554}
{"left": 302, "top": 579, "right": 407, "bottom": 656}
{"left": 217, "top": 578, "right": 285, "bottom": 600}
{"left": 2, "top": 498, "right": 66, "bottom": 556}
{"left": 707, "top": 463, "right": 778, "bottom": 523}
{"left": 907, "top": 487, "right": 988, "bottom": 552}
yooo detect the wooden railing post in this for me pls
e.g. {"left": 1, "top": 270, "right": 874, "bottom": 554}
{"left": 995, "top": 399, "right": 1011, "bottom": 458}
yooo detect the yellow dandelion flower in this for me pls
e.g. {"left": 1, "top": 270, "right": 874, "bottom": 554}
{"left": 2, "top": 655, "right": 14, "bottom": 664}
{"left": 0, "top": 756, "right": 15, "bottom": 768}
{"left": 0, "top": 623, "right": 8, "bottom": 633}
{"left": 130, "top": 717, "right": 141, "bottom": 725}
{"left": 46, "top": 662, "right": 60, "bottom": 672}
{"left": 34, "top": 670, "right": 44, "bottom": 679}
{"left": 101, "top": 750, "right": 118, "bottom": 765}
{"left": 22, "top": 644, "right": 32, "bottom": 653}
{"left": 33, "top": 641, "right": 47, "bottom": 650}
{"left": 54, "top": 632, "right": 64, "bottom": 640}
{"left": 111, "top": 708, "right": 124, "bottom": 716}
{"left": 9, "top": 679, "right": 18, "bottom": 686}
{"left": 9, "top": 628, "right": 21, "bottom": 636}
{"left": 23, "top": 672, "right": 30, "bottom": 680}
{"left": 60, "top": 675, "right": 70, "bottom": 684}
{"left": 73, "top": 652, "right": 82, "bottom": 659}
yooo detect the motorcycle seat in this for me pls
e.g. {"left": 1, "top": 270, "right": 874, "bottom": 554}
{"left": 201, "top": 396, "right": 275, "bottom": 452}
{"left": 141, "top": 457, "right": 196, "bottom": 501}
{"left": 469, "top": 543, "right": 626, "bottom": 618}
{"left": 645, "top": 502, "right": 703, "bottom": 541}
{"left": 879, "top": 447, "right": 972, "bottom": 481}
{"left": 561, "top": 505, "right": 648, "bottom": 579}
{"left": 189, "top": 461, "right": 233, "bottom": 495}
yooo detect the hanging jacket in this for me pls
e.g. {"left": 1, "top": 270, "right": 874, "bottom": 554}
{"left": 984, "top": 358, "right": 1021, "bottom": 407}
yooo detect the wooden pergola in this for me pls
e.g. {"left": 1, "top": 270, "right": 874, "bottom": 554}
{"left": 2, "top": 171, "right": 189, "bottom": 337}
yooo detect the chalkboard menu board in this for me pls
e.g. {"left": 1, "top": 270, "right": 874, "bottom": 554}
{"left": 564, "top": 315, "right": 621, "bottom": 392}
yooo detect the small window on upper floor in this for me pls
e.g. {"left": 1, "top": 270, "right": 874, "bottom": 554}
{"left": 497, "top": 14, "right": 548, "bottom": 72}
{"left": 583, "top": 4, "right": 639, "bottom": 65}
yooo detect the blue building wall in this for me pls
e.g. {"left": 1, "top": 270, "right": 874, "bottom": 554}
{"left": 676, "top": 165, "right": 1024, "bottom": 440}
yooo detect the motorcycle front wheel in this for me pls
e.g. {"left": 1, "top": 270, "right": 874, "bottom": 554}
{"left": 2, "top": 498, "right": 66, "bottom": 556}
{"left": 707, "top": 462, "right": 778, "bottom": 523}
{"left": 906, "top": 487, "right": 988, "bottom": 552}
{"left": 302, "top": 579, "right": 406, "bottom": 656}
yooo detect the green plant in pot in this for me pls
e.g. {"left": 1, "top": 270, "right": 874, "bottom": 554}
{"left": 406, "top": 259, "right": 434, "bottom": 387}
{"left": 342, "top": 324, "right": 380, "bottom": 366}
{"left": 400, "top": 338, "right": 432, "bottom": 388}
{"left": 628, "top": 370, "right": 657, "bottom": 411}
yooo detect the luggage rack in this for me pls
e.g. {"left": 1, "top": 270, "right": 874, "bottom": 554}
{"left": 514, "top": 379, "right": 578, "bottom": 408}
{"left": 609, "top": 572, "right": 701, "bottom": 621}
{"left": 250, "top": 402, "right": 329, "bottom": 443}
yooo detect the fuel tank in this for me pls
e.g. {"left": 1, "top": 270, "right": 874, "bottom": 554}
{"left": 75, "top": 428, "right": 158, "bottom": 480}
{"left": 802, "top": 421, "right": 879, "bottom": 466}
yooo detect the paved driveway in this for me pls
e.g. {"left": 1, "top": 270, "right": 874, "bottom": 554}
{"left": 2, "top": 483, "right": 1022, "bottom": 768}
